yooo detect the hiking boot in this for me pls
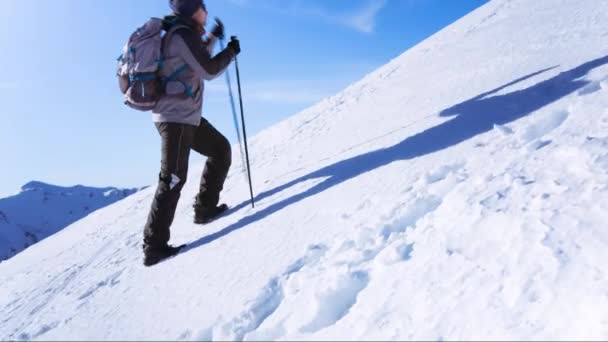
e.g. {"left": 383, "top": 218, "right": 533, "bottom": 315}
{"left": 194, "top": 203, "right": 229, "bottom": 224}
{"left": 143, "top": 244, "right": 185, "bottom": 267}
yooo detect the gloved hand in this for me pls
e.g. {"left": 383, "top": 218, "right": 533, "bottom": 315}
{"left": 211, "top": 17, "right": 225, "bottom": 39}
{"left": 227, "top": 36, "right": 241, "bottom": 55}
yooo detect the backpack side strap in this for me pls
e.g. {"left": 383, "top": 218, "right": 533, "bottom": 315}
{"left": 161, "top": 24, "right": 194, "bottom": 98}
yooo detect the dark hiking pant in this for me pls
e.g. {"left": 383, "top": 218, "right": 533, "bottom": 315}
{"left": 143, "top": 119, "right": 232, "bottom": 247}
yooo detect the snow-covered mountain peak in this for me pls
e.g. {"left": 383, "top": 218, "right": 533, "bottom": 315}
{"left": 20, "top": 181, "right": 51, "bottom": 192}
{"left": 0, "top": 182, "right": 141, "bottom": 261}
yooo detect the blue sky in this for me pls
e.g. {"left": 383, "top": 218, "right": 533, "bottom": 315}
{"left": 0, "top": 0, "right": 489, "bottom": 196}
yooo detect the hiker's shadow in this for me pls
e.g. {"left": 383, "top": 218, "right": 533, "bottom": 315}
{"left": 183, "top": 55, "right": 608, "bottom": 253}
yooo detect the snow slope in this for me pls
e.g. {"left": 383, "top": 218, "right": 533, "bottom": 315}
{"left": 2, "top": 0, "right": 608, "bottom": 340}
{"left": 0, "top": 182, "right": 140, "bottom": 262}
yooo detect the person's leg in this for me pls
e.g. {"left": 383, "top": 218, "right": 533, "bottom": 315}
{"left": 191, "top": 118, "right": 232, "bottom": 209}
{"left": 143, "top": 122, "right": 195, "bottom": 248}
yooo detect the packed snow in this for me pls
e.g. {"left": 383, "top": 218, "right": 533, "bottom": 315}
{"left": 0, "top": 182, "right": 140, "bottom": 262}
{"left": 2, "top": 0, "right": 608, "bottom": 340}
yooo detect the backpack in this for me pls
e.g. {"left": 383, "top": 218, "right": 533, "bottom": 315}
{"left": 116, "top": 18, "right": 187, "bottom": 111}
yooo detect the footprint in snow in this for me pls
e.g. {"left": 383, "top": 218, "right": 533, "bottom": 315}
{"left": 577, "top": 81, "right": 602, "bottom": 96}
{"left": 378, "top": 242, "right": 416, "bottom": 266}
{"left": 77, "top": 269, "right": 125, "bottom": 301}
{"left": 16, "top": 321, "right": 60, "bottom": 341}
{"left": 601, "top": 110, "right": 608, "bottom": 127}
{"left": 519, "top": 109, "right": 569, "bottom": 144}
{"left": 210, "top": 244, "right": 328, "bottom": 341}
{"left": 493, "top": 123, "right": 514, "bottom": 136}
{"left": 526, "top": 139, "right": 553, "bottom": 151}
{"left": 381, "top": 196, "right": 442, "bottom": 240}
{"left": 397, "top": 243, "right": 415, "bottom": 262}
{"left": 479, "top": 188, "right": 511, "bottom": 212}
{"left": 299, "top": 271, "right": 370, "bottom": 334}
{"left": 424, "top": 162, "right": 465, "bottom": 184}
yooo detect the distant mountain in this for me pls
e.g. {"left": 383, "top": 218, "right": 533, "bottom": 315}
{"left": 0, "top": 181, "right": 142, "bottom": 261}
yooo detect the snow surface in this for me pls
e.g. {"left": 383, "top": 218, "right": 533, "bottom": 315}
{"left": 0, "top": 182, "right": 140, "bottom": 262}
{"left": 2, "top": 0, "right": 608, "bottom": 340}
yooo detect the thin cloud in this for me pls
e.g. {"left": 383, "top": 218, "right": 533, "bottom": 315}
{"left": 225, "top": 0, "right": 387, "bottom": 34}
{"left": 340, "top": 0, "right": 387, "bottom": 34}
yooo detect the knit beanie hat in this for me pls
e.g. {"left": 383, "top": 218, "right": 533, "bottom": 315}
{"left": 170, "top": 0, "right": 206, "bottom": 17}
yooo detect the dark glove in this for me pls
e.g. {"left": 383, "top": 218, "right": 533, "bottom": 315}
{"left": 211, "top": 18, "right": 225, "bottom": 39}
{"left": 227, "top": 36, "right": 241, "bottom": 55}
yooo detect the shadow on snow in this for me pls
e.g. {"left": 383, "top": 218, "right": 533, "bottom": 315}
{"left": 183, "top": 55, "right": 608, "bottom": 252}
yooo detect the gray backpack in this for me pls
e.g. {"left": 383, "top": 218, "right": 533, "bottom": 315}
{"left": 117, "top": 18, "right": 186, "bottom": 111}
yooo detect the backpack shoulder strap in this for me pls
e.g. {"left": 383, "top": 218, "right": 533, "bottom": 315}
{"left": 161, "top": 24, "right": 190, "bottom": 57}
{"left": 160, "top": 24, "right": 195, "bottom": 98}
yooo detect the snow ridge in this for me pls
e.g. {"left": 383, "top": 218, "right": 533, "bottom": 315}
{"left": 0, "top": 181, "right": 141, "bottom": 261}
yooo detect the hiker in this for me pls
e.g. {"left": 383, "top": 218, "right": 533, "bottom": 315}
{"left": 143, "top": 0, "right": 241, "bottom": 266}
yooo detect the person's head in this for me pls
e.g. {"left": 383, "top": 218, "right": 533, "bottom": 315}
{"left": 170, "top": 0, "right": 208, "bottom": 26}
{"left": 192, "top": 6, "right": 208, "bottom": 27}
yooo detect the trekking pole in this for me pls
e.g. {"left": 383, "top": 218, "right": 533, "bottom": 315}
{"left": 219, "top": 38, "right": 248, "bottom": 183}
{"left": 231, "top": 35, "right": 255, "bottom": 208}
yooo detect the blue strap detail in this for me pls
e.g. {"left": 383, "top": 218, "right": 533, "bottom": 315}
{"left": 117, "top": 54, "right": 123, "bottom": 62}
{"left": 162, "top": 64, "right": 195, "bottom": 98}
{"left": 166, "top": 64, "right": 188, "bottom": 82}
{"left": 129, "top": 73, "right": 157, "bottom": 82}
{"left": 184, "top": 85, "right": 194, "bottom": 98}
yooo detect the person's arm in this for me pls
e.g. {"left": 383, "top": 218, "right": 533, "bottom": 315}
{"left": 174, "top": 28, "right": 236, "bottom": 80}
{"left": 202, "top": 35, "right": 218, "bottom": 55}
{"left": 205, "top": 18, "right": 223, "bottom": 54}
